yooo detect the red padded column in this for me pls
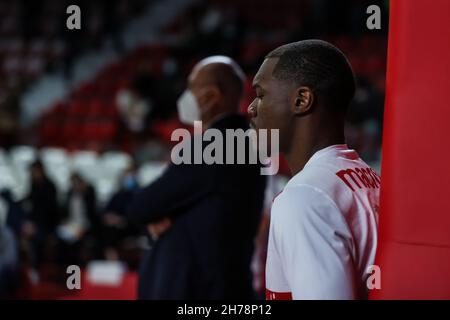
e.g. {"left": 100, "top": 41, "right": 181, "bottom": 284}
{"left": 370, "top": 0, "right": 450, "bottom": 299}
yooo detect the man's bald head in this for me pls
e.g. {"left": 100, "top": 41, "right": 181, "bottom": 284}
{"left": 189, "top": 56, "right": 246, "bottom": 112}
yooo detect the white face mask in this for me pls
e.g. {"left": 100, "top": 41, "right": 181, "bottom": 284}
{"left": 176, "top": 90, "right": 201, "bottom": 125}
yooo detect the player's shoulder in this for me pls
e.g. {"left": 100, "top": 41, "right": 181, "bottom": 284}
{"left": 271, "top": 159, "right": 366, "bottom": 221}
{"left": 272, "top": 183, "right": 340, "bottom": 224}
{"left": 288, "top": 154, "right": 379, "bottom": 204}
{"left": 270, "top": 183, "right": 354, "bottom": 245}
{"left": 282, "top": 160, "right": 349, "bottom": 206}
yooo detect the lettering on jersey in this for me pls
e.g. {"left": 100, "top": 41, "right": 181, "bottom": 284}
{"left": 336, "top": 167, "right": 381, "bottom": 192}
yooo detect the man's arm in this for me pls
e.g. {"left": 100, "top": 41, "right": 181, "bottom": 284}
{"left": 272, "top": 185, "right": 356, "bottom": 300}
{"left": 128, "top": 162, "right": 214, "bottom": 225}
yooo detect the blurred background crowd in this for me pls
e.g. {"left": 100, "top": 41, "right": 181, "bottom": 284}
{"left": 0, "top": 0, "right": 388, "bottom": 299}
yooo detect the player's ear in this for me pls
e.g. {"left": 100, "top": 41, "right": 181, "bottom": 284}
{"left": 291, "top": 87, "right": 314, "bottom": 116}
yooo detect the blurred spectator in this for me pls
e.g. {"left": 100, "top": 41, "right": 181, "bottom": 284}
{"left": 0, "top": 189, "right": 26, "bottom": 235}
{"left": 116, "top": 88, "right": 151, "bottom": 133}
{"left": 133, "top": 70, "right": 177, "bottom": 122}
{"left": 0, "top": 81, "right": 23, "bottom": 149}
{"left": 24, "top": 161, "right": 59, "bottom": 234}
{"left": 22, "top": 160, "right": 59, "bottom": 268}
{"left": 100, "top": 166, "right": 140, "bottom": 260}
{"left": 56, "top": 173, "right": 99, "bottom": 266}
{"left": 0, "top": 195, "right": 19, "bottom": 297}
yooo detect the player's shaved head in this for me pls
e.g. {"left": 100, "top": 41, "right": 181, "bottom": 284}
{"left": 266, "top": 39, "right": 355, "bottom": 114}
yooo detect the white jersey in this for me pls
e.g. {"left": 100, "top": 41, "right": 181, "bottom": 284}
{"left": 265, "top": 144, "right": 380, "bottom": 300}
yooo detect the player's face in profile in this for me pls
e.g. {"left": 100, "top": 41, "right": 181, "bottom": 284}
{"left": 248, "top": 58, "right": 293, "bottom": 153}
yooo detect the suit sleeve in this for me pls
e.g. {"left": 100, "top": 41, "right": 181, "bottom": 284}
{"left": 271, "top": 185, "right": 357, "bottom": 300}
{"left": 128, "top": 162, "right": 215, "bottom": 225}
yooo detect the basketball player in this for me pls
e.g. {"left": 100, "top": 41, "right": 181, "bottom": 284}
{"left": 248, "top": 40, "right": 380, "bottom": 300}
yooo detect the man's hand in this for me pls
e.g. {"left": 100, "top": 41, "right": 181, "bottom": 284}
{"left": 22, "top": 221, "right": 36, "bottom": 237}
{"left": 147, "top": 217, "right": 172, "bottom": 240}
{"left": 103, "top": 212, "right": 125, "bottom": 227}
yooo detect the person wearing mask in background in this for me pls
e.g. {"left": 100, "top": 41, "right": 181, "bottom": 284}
{"left": 128, "top": 56, "right": 266, "bottom": 299}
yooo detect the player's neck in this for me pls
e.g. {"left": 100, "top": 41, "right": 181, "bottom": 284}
{"left": 285, "top": 122, "right": 345, "bottom": 176}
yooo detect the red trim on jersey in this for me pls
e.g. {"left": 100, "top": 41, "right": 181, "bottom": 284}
{"left": 266, "top": 289, "right": 292, "bottom": 300}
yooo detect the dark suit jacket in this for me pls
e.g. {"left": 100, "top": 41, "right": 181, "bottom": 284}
{"left": 129, "top": 113, "right": 266, "bottom": 299}
{"left": 61, "top": 185, "right": 99, "bottom": 232}
{"left": 27, "top": 177, "right": 59, "bottom": 233}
